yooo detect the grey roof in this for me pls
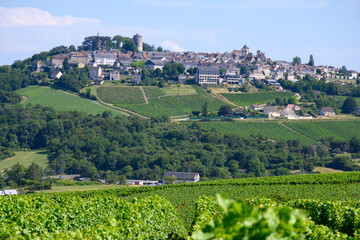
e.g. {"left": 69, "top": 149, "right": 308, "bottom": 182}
{"left": 163, "top": 172, "right": 199, "bottom": 179}
{"left": 94, "top": 53, "right": 116, "bottom": 59}
{"left": 321, "top": 107, "right": 334, "bottom": 112}
{"left": 145, "top": 60, "right": 166, "bottom": 66}
{"left": 197, "top": 66, "right": 219, "bottom": 75}
{"left": 265, "top": 106, "right": 279, "bottom": 113}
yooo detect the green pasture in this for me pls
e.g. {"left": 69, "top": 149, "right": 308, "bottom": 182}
{"left": 16, "top": 86, "right": 124, "bottom": 116}
{"left": 0, "top": 150, "right": 49, "bottom": 172}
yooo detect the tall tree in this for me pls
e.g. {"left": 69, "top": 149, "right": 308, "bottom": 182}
{"left": 307, "top": 54, "right": 314, "bottom": 67}
{"left": 26, "top": 162, "right": 42, "bottom": 180}
{"left": 292, "top": 56, "right": 301, "bottom": 65}
{"left": 342, "top": 96, "right": 357, "bottom": 114}
{"left": 202, "top": 101, "right": 209, "bottom": 117}
{"left": 63, "top": 57, "right": 70, "bottom": 71}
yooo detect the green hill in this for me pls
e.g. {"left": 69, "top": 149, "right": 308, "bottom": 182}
{"left": 221, "top": 91, "right": 294, "bottom": 106}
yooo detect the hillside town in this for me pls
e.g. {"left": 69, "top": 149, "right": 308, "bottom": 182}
{"left": 37, "top": 34, "right": 358, "bottom": 87}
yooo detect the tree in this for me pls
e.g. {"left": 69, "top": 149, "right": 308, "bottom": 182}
{"left": 69, "top": 45, "right": 77, "bottom": 52}
{"left": 5, "top": 163, "right": 26, "bottom": 185}
{"left": 163, "top": 176, "right": 176, "bottom": 184}
{"left": 26, "top": 162, "right": 41, "bottom": 180}
{"left": 307, "top": 54, "right": 314, "bottom": 67}
{"left": 288, "top": 96, "right": 298, "bottom": 105}
{"left": 63, "top": 57, "right": 70, "bottom": 71}
{"left": 350, "top": 137, "right": 360, "bottom": 153}
{"left": 202, "top": 101, "right": 209, "bottom": 117}
{"left": 157, "top": 46, "right": 163, "bottom": 52}
{"left": 0, "top": 173, "right": 4, "bottom": 190}
{"left": 218, "top": 105, "right": 233, "bottom": 116}
{"left": 342, "top": 97, "right": 357, "bottom": 114}
{"left": 292, "top": 56, "right": 301, "bottom": 66}
{"left": 240, "top": 66, "right": 248, "bottom": 76}
{"left": 118, "top": 175, "right": 127, "bottom": 185}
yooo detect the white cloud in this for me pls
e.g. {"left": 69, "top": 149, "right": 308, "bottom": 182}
{"left": 0, "top": 6, "right": 99, "bottom": 27}
{"left": 161, "top": 40, "right": 185, "bottom": 52}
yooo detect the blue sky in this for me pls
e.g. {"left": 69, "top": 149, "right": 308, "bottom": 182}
{"left": 0, "top": 0, "right": 359, "bottom": 70}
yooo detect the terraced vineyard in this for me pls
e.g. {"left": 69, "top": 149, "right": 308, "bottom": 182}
{"left": 142, "top": 86, "right": 165, "bottom": 98}
{"left": 221, "top": 91, "right": 294, "bottom": 106}
{"left": 96, "top": 86, "right": 146, "bottom": 104}
{"left": 162, "top": 86, "right": 226, "bottom": 113}
{"left": 191, "top": 121, "right": 316, "bottom": 145}
{"left": 284, "top": 120, "right": 360, "bottom": 141}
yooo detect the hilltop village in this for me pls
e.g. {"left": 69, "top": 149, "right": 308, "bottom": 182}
{"left": 40, "top": 34, "right": 358, "bottom": 86}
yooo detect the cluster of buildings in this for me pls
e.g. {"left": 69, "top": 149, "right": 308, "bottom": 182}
{"left": 245, "top": 104, "right": 335, "bottom": 119}
{"left": 37, "top": 34, "right": 358, "bottom": 86}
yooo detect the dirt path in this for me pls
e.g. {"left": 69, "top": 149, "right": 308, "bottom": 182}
{"left": 278, "top": 122, "right": 318, "bottom": 143}
{"left": 20, "top": 96, "right": 28, "bottom": 104}
{"left": 139, "top": 86, "right": 149, "bottom": 104}
{"left": 211, "top": 92, "right": 237, "bottom": 106}
{"left": 96, "top": 97, "right": 149, "bottom": 119}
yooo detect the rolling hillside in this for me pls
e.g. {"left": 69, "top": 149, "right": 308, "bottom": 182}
{"left": 16, "top": 86, "right": 125, "bottom": 116}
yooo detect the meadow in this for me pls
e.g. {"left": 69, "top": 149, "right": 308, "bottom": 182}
{"left": 221, "top": 91, "right": 294, "bottom": 106}
{"left": 16, "top": 86, "right": 124, "bottom": 116}
{"left": 0, "top": 150, "right": 49, "bottom": 172}
{"left": 96, "top": 86, "right": 146, "bottom": 104}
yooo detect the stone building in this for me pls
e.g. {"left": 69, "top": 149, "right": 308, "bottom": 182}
{"left": 133, "top": 33, "right": 143, "bottom": 52}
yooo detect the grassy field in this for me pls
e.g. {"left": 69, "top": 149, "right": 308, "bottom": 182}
{"left": 163, "top": 85, "right": 197, "bottom": 96}
{"left": 221, "top": 91, "right": 294, "bottom": 106}
{"left": 187, "top": 121, "right": 316, "bottom": 145}
{"left": 284, "top": 120, "right": 360, "bottom": 141}
{"left": 97, "top": 86, "right": 145, "bottom": 104}
{"left": 0, "top": 150, "right": 49, "bottom": 172}
{"left": 16, "top": 86, "right": 124, "bottom": 116}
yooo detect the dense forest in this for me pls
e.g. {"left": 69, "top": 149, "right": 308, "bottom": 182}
{"left": 1, "top": 104, "right": 359, "bottom": 181}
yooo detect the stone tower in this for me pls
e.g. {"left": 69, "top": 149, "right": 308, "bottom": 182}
{"left": 133, "top": 33, "right": 143, "bottom": 52}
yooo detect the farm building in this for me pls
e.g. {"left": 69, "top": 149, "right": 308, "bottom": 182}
{"left": 263, "top": 106, "right": 280, "bottom": 118}
{"left": 163, "top": 172, "right": 200, "bottom": 182}
{"left": 320, "top": 107, "right": 335, "bottom": 116}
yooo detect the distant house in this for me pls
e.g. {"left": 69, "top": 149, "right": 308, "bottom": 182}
{"left": 144, "top": 60, "right": 165, "bottom": 71}
{"left": 50, "top": 70, "right": 62, "bottom": 79}
{"left": 163, "top": 172, "right": 200, "bottom": 183}
{"left": 233, "top": 108, "right": 244, "bottom": 115}
{"left": 110, "top": 70, "right": 121, "bottom": 80}
{"left": 320, "top": 107, "right": 335, "bottom": 116}
{"left": 251, "top": 104, "right": 262, "bottom": 111}
{"left": 280, "top": 109, "right": 296, "bottom": 118}
{"left": 94, "top": 52, "right": 116, "bottom": 66}
{"left": 50, "top": 55, "right": 67, "bottom": 68}
{"left": 89, "top": 63, "right": 102, "bottom": 80}
{"left": 178, "top": 74, "right": 187, "bottom": 84}
{"left": 263, "top": 106, "right": 280, "bottom": 117}
{"left": 284, "top": 104, "right": 301, "bottom": 111}
{"left": 69, "top": 51, "right": 88, "bottom": 65}
{"left": 196, "top": 66, "right": 220, "bottom": 85}
{"left": 133, "top": 75, "right": 142, "bottom": 84}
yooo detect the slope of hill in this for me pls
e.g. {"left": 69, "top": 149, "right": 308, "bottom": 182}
{"left": 0, "top": 150, "right": 49, "bottom": 172}
{"left": 16, "top": 86, "right": 125, "bottom": 116}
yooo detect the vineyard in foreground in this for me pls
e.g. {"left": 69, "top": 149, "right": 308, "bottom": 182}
{"left": 1, "top": 172, "right": 360, "bottom": 239}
